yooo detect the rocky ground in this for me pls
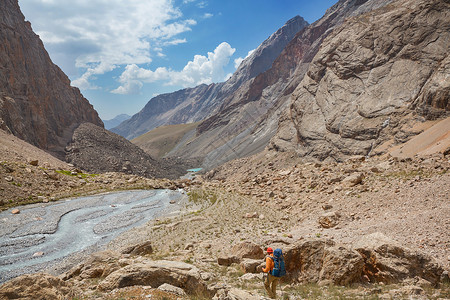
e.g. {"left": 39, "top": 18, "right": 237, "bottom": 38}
{"left": 0, "top": 128, "right": 449, "bottom": 299}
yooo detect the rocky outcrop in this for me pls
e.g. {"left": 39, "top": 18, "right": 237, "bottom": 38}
{"left": 271, "top": 0, "right": 449, "bottom": 160}
{"left": 0, "top": 273, "right": 78, "bottom": 299}
{"left": 97, "top": 260, "right": 208, "bottom": 295}
{"left": 65, "top": 123, "right": 188, "bottom": 179}
{"left": 0, "top": 0, "right": 103, "bottom": 158}
{"left": 112, "top": 16, "right": 309, "bottom": 140}
{"left": 281, "top": 234, "right": 445, "bottom": 286}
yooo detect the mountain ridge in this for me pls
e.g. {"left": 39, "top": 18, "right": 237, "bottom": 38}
{"left": 111, "top": 15, "right": 309, "bottom": 140}
{"left": 0, "top": 0, "right": 103, "bottom": 158}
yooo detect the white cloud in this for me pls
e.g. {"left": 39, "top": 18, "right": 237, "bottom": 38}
{"left": 163, "top": 38, "right": 187, "bottom": 46}
{"left": 203, "top": 13, "right": 213, "bottom": 19}
{"left": 234, "top": 49, "right": 256, "bottom": 69}
{"left": 112, "top": 42, "right": 236, "bottom": 94}
{"left": 19, "top": 0, "right": 196, "bottom": 88}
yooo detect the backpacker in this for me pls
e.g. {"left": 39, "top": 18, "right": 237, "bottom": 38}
{"left": 270, "top": 248, "right": 286, "bottom": 277}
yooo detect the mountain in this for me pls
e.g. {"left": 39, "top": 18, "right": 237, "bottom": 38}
{"left": 65, "top": 123, "right": 192, "bottom": 179}
{"left": 103, "top": 114, "right": 131, "bottom": 130}
{"left": 271, "top": 0, "right": 449, "bottom": 159}
{"left": 164, "top": 0, "right": 448, "bottom": 169}
{"left": 0, "top": 0, "right": 103, "bottom": 158}
{"left": 111, "top": 16, "right": 309, "bottom": 140}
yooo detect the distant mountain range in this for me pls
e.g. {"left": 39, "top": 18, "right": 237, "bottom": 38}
{"left": 103, "top": 114, "right": 131, "bottom": 130}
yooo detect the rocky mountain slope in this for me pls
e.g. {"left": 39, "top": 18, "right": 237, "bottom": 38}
{"left": 164, "top": 0, "right": 400, "bottom": 168}
{"left": 158, "top": 0, "right": 448, "bottom": 171}
{"left": 271, "top": 0, "right": 450, "bottom": 160}
{"left": 111, "top": 16, "right": 309, "bottom": 140}
{"left": 65, "top": 123, "right": 195, "bottom": 180}
{"left": 0, "top": 128, "right": 189, "bottom": 208}
{"left": 0, "top": 0, "right": 103, "bottom": 158}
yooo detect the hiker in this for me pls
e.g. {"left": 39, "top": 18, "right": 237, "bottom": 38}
{"left": 262, "top": 247, "right": 278, "bottom": 298}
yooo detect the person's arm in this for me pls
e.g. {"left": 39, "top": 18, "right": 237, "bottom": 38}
{"left": 262, "top": 256, "right": 273, "bottom": 272}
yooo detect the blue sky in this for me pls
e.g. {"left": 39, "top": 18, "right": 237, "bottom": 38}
{"left": 19, "top": 0, "right": 337, "bottom": 120}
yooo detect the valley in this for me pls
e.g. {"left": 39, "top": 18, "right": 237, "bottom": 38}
{"left": 0, "top": 0, "right": 449, "bottom": 298}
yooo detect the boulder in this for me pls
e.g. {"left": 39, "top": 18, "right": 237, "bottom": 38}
{"left": 342, "top": 173, "right": 364, "bottom": 187}
{"left": 240, "top": 258, "right": 264, "bottom": 274}
{"left": 319, "top": 245, "right": 364, "bottom": 285}
{"left": 353, "top": 232, "right": 444, "bottom": 286}
{"left": 231, "top": 241, "right": 264, "bottom": 259}
{"left": 158, "top": 283, "right": 186, "bottom": 296}
{"left": 98, "top": 260, "right": 208, "bottom": 296}
{"left": 0, "top": 273, "right": 77, "bottom": 299}
{"left": 11, "top": 208, "right": 20, "bottom": 214}
{"left": 318, "top": 211, "right": 341, "bottom": 228}
{"left": 217, "top": 256, "right": 240, "bottom": 266}
{"left": 121, "top": 241, "right": 153, "bottom": 256}
{"left": 63, "top": 250, "right": 125, "bottom": 280}
{"left": 283, "top": 239, "right": 335, "bottom": 283}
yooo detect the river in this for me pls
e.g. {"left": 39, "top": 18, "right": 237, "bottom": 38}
{"left": 0, "top": 189, "right": 186, "bottom": 283}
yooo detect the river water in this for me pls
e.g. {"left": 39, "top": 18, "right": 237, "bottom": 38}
{"left": 0, "top": 189, "right": 186, "bottom": 283}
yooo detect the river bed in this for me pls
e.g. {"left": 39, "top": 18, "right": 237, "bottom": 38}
{"left": 0, "top": 189, "right": 186, "bottom": 283}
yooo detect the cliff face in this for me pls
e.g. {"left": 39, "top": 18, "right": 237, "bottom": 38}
{"left": 271, "top": 0, "right": 449, "bottom": 160}
{"left": 111, "top": 16, "right": 309, "bottom": 140}
{"left": 170, "top": 0, "right": 402, "bottom": 169}
{"left": 0, "top": 0, "right": 103, "bottom": 158}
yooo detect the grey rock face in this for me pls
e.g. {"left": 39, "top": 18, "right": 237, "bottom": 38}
{"left": 0, "top": 0, "right": 103, "bottom": 158}
{"left": 272, "top": 0, "right": 449, "bottom": 160}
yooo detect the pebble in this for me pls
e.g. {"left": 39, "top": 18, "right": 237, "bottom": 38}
{"left": 32, "top": 251, "right": 44, "bottom": 257}
{"left": 11, "top": 209, "right": 20, "bottom": 214}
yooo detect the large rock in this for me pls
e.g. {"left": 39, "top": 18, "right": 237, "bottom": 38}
{"left": 121, "top": 241, "right": 153, "bottom": 256}
{"left": 240, "top": 258, "right": 264, "bottom": 274}
{"left": 353, "top": 232, "right": 444, "bottom": 286}
{"left": 0, "top": 0, "right": 103, "bottom": 158}
{"left": 98, "top": 260, "right": 208, "bottom": 296}
{"left": 63, "top": 250, "right": 125, "bottom": 280}
{"left": 231, "top": 241, "right": 264, "bottom": 259}
{"left": 319, "top": 245, "right": 364, "bottom": 285}
{"left": 284, "top": 239, "right": 336, "bottom": 283}
{"left": 0, "top": 273, "right": 77, "bottom": 299}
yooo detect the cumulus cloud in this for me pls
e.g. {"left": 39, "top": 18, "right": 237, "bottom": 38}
{"left": 112, "top": 42, "right": 236, "bottom": 94}
{"left": 20, "top": 0, "right": 196, "bottom": 87}
{"left": 234, "top": 49, "right": 256, "bottom": 69}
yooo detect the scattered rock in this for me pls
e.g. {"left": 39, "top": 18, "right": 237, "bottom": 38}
{"left": 121, "top": 241, "right": 153, "bottom": 256}
{"left": 217, "top": 256, "right": 240, "bottom": 266}
{"left": 158, "top": 283, "right": 186, "bottom": 296}
{"left": 318, "top": 211, "right": 341, "bottom": 228}
{"left": 5, "top": 176, "right": 13, "bottom": 182}
{"left": 29, "top": 160, "right": 39, "bottom": 166}
{"left": 32, "top": 251, "right": 44, "bottom": 257}
{"left": 11, "top": 208, "right": 20, "bottom": 214}
{"left": 342, "top": 173, "right": 364, "bottom": 187}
